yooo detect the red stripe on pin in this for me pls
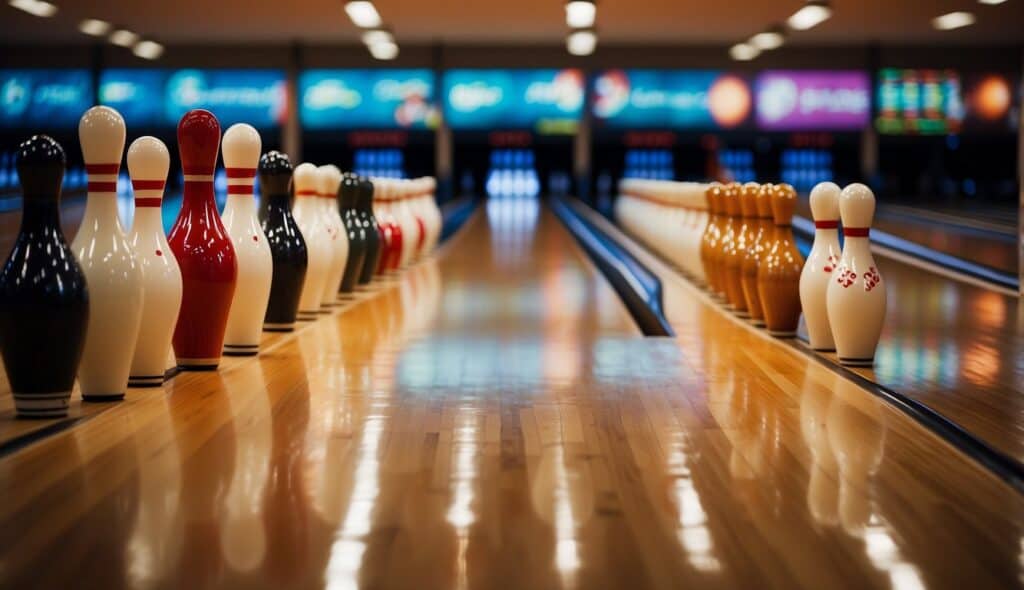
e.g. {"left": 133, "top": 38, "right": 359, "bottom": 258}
{"left": 225, "top": 167, "right": 257, "bottom": 178}
{"left": 132, "top": 180, "right": 165, "bottom": 191}
{"left": 85, "top": 163, "right": 119, "bottom": 174}
{"left": 135, "top": 198, "right": 162, "bottom": 207}
{"left": 295, "top": 189, "right": 318, "bottom": 196}
{"left": 182, "top": 166, "right": 215, "bottom": 175}
{"left": 88, "top": 182, "right": 118, "bottom": 192}
{"left": 227, "top": 184, "right": 253, "bottom": 195}
{"left": 815, "top": 220, "right": 839, "bottom": 229}
{"left": 844, "top": 227, "right": 870, "bottom": 237}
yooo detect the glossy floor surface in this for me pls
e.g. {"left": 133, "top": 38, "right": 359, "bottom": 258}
{"left": 2, "top": 199, "right": 1024, "bottom": 589}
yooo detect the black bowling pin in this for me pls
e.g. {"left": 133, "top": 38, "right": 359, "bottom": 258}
{"left": 0, "top": 136, "right": 89, "bottom": 418}
{"left": 338, "top": 172, "right": 366, "bottom": 295}
{"left": 259, "top": 151, "right": 308, "bottom": 332}
{"left": 356, "top": 177, "right": 382, "bottom": 285}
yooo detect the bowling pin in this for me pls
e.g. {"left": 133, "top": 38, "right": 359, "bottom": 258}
{"left": 127, "top": 136, "right": 183, "bottom": 386}
{"left": 357, "top": 177, "right": 382, "bottom": 285}
{"left": 826, "top": 183, "right": 886, "bottom": 366}
{"left": 337, "top": 172, "right": 366, "bottom": 296}
{"left": 0, "top": 136, "right": 89, "bottom": 417}
{"left": 799, "top": 182, "right": 842, "bottom": 351}
{"left": 714, "top": 183, "right": 741, "bottom": 305}
{"left": 168, "top": 109, "right": 238, "bottom": 370}
{"left": 740, "top": 183, "right": 774, "bottom": 327}
{"left": 317, "top": 164, "right": 348, "bottom": 307}
{"left": 292, "top": 163, "right": 332, "bottom": 320}
{"left": 757, "top": 183, "right": 803, "bottom": 337}
{"left": 699, "top": 183, "right": 724, "bottom": 298}
{"left": 260, "top": 151, "right": 308, "bottom": 332}
{"left": 220, "top": 123, "right": 273, "bottom": 356}
{"left": 724, "top": 182, "right": 759, "bottom": 316}
{"left": 73, "top": 106, "right": 144, "bottom": 399}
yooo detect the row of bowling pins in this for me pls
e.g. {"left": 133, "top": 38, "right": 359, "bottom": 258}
{"left": 616, "top": 178, "right": 886, "bottom": 366}
{"left": 0, "top": 105, "right": 441, "bottom": 418}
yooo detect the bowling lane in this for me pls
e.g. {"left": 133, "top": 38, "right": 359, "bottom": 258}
{"left": 3, "top": 198, "right": 1024, "bottom": 589}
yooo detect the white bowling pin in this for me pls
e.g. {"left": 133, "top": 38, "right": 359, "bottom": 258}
{"left": 220, "top": 123, "right": 273, "bottom": 355}
{"left": 127, "top": 136, "right": 182, "bottom": 386}
{"left": 293, "top": 163, "right": 332, "bottom": 320}
{"left": 73, "top": 106, "right": 144, "bottom": 400}
{"left": 826, "top": 183, "right": 886, "bottom": 366}
{"left": 317, "top": 164, "right": 348, "bottom": 307}
{"left": 799, "top": 182, "right": 842, "bottom": 352}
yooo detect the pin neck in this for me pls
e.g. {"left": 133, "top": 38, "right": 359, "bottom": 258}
{"left": 814, "top": 220, "right": 838, "bottom": 229}
{"left": 20, "top": 199, "right": 60, "bottom": 228}
{"left": 844, "top": 227, "right": 870, "bottom": 238}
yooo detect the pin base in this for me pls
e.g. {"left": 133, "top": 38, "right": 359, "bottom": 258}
{"left": 13, "top": 392, "right": 71, "bottom": 419}
{"left": 768, "top": 330, "right": 797, "bottom": 338}
{"left": 223, "top": 350, "right": 258, "bottom": 357}
{"left": 82, "top": 393, "right": 125, "bottom": 402}
{"left": 839, "top": 357, "right": 875, "bottom": 367}
{"left": 750, "top": 319, "right": 766, "bottom": 327}
{"left": 296, "top": 312, "right": 319, "bottom": 322}
{"left": 812, "top": 347, "right": 837, "bottom": 353}
{"left": 128, "top": 375, "right": 165, "bottom": 388}
{"left": 734, "top": 310, "right": 750, "bottom": 318}
{"left": 177, "top": 358, "right": 220, "bottom": 371}
{"left": 263, "top": 322, "right": 295, "bottom": 333}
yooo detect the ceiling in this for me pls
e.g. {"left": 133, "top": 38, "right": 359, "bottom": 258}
{"left": 1, "top": 0, "right": 1022, "bottom": 45}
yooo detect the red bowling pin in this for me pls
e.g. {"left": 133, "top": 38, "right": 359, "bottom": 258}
{"left": 168, "top": 110, "right": 238, "bottom": 370}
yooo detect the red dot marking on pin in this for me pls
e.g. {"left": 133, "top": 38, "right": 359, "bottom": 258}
{"left": 252, "top": 235, "right": 258, "bottom": 242}
{"left": 156, "top": 249, "right": 163, "bottom": 257}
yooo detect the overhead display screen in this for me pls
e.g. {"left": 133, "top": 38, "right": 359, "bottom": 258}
{"left": 300, "top": 69, "right": 436, "bottom": 130}
{"left": 591, "top": 69, "right": 753, "bottom": 130}
{"left": 754, "top": 70, "right": 870, "bottom": 131}
{"left": 875, "top": 69, "right": 964, "bottom": 135}
{"left": 99, "top": 69, "right": 288, "bottom": 128}
{"left": 962, "top": 72, "right": 1020, "bottom": 133}
{"left": 0, "top": 69, "right": 93, "bottom": 129}
{"left": 443, "top": 69, "right": 584, "bottom": 133}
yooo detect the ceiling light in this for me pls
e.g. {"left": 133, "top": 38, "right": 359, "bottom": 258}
{"left": 369, "top": 41, "right": 398, "bottom": 60}
{"left": 565, "top": 0, "right": 596, "bottom": 28}
{"left": 977, "top": 0, "right": 1006, "bottom": 4}
{"left": 109, "top": 29, "right": 139, "bottom": 47}
{"left": 361, "top": 28, "right": 394, "bottom": 46}
{"left": 8, "top": 0, "right": 57, "bottom": 17}
{"left": 932, "top": 11, "right": 975, "bottom": 30}
{"left": 345, "top": 1, "right": 382, "bottom": 28}
{"left": 133, "top": 40, "right": 164, "bottom": 60}
{"left": 729, "top": 43, "right": 760, "bottom": 61}
{"left": 787, "top": 1, "right": 832, "bottom": 30}
{"left": 78, "top": 18, "right": 111, "bottom": 36}
{"left": 750, "top": 27, "right": 785, "bottom": 50}
{"left": 567, "top": 29, "right": 597, "bottom": 56}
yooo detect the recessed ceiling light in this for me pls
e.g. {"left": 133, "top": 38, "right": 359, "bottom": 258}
{"left": 133, "top": 40, "right": 164, "bottom": 60}
{"left": 369, "top": 41, "right": 398, "bottom": 60}
{"left": 787, "top": 1, "right": 832, "bottom": 30}
{"left": 345, "top": 1, "right": 382, "bottom": 28}
{"left": 750, "top": 28, "right": 785, "bottom": 50}
{"left": 565, "top": 0, "right": 596, "bottom": 28}
{"left": 361, "top": 28, "right": 394, "bottom": 46}
{"left": 79, "top": 18, "right": 112, "bottom": 36}
{"left": 977, "top": 0, "right": 1006, "bottom": 4}
{"left": 729, "top": 43, "right": 760, "bottom": 61}
{"left": 932, "top": 11, "right": 976, "bottom": 30}
{"left": 109, "top": 29, "right": 139, "bottom": 47}
{"left": 567, "top": 29, "right": 597, "bottom": 56}
{"left": 8, "top": 0, "right": 57, "bottom": 18}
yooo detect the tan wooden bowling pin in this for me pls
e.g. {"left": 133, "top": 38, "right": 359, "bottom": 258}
{"left": 740, "top": 183, "right": 774, "bottom": 327}
{"left": 714, "top": 182, "right": 741, "bottom": 303}
{"left": 699, "top": 183, "right": 724, "bottom": 297}
{"left": 127, "top": 136, "right": 182, "bottom": 386}
{"left": 73, "top": 106, "right": 144, "bottom": 400}
{"left": 221, "top": 123, "right": 273, "bottom": 356}
{"left": 757, "top": 183, "right": 803, "bottom": 337}
{"left": 799, "top": 182, "right": 842, "bottom": 351}
{"left": 723, "top": 182, "right": 759, "bottom": 317}
{"left": 826, "top": 183, "right": 886, "bottom": 366}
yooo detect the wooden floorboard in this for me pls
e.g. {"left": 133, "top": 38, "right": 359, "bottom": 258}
{"left": 0, "top": 200, "right": 1022, "bottom": 589}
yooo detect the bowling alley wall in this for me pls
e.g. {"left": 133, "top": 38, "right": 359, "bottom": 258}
{"left": 0, "top": 41, "right": 1020, "bottom": 205}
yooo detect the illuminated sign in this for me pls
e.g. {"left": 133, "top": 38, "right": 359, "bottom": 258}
{"left": 443, "top": 69, "right": 584, "bottom": 133}
{"left": 0, "top": 69, "right": 93, "bottom": 129}
{"left": 592, "top": 70, "right": 753, "bottom": 129}
{"left": 755, "top": 70, "right": 870, "bottom": 131}
{"left": 300, "top": 69, "right": 436, "bottom": 129}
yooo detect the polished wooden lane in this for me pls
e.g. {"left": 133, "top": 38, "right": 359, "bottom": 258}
{"left": 586, "top": 200, "right": 1024, "bottom": 465}
{"left": 2, "top": 198, "right": 1024, "bottom": 589}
